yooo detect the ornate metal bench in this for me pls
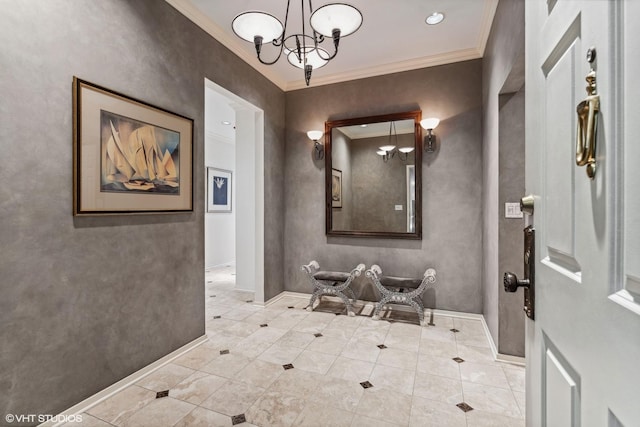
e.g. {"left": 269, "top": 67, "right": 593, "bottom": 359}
{"left": 301, "top": 261, "right": 365, "bottom": 317}
{"left": 365, "top": 265, "right": 437, "bottom": 326}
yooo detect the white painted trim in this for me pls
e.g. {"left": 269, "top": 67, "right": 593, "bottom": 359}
{"left": 479, "top": 312, "right": 499, "bottom": 360}
{"left": 477, "top": 0, "right": 500, "bottom": 56}
{"left": 496, "top": 352, "right": 526, "bottom": 366}
{"left": 205, "top": 261, "right": 236, "bottom": 270}
{"left": 165, "top": 0, "right": 287, "bottom": 90}
{"left": 285, "top": 48, "right": 482, "bottom": 91}
{"left": 205, "top": 129, "right": 234, "bottom": 145}
{"left": 204, "top": 79, "right": 265, "bottom": 304}
{"left": 478, "top": 313, "right": 526, "bottom": 366}
{"left": 39, "top": 335, "right": 208, "bottom": 427}
{"left": 609, "top": 290, "right": 640, "bottom": 316}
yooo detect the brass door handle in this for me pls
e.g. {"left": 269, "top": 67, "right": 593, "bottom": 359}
{"left": 576, "top": 50, "right": 599, "bottom": 179}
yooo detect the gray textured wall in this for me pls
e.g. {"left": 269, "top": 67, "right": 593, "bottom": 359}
{"left": 482, "top": 0, "right": 525, "bottom": 354}
{"left": 350, "top": 135, "right": 414, "bottom": 233}
{"left": 498, "top": 89, "right": 525, "bottom": 356}
{"left": 285, "top": 60, "right": 483, "bottom": 311}
{"left": 0, "top": 0, "right": 284, "bottom": 419}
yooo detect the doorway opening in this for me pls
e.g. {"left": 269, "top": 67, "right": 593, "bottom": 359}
{"left": 204, "top": 79, "right": 265, "bottom": 303}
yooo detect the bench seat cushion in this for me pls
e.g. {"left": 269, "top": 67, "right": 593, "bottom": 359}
{"left": 380, "top": 276, "right": 423, "bottom": 289}
{"left": 313, "top": 270, "right": 351, "bottom": 282}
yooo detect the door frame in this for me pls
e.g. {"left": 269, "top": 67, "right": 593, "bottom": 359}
{"left": 204, "top": 78, "right": 265, "bottom": 304}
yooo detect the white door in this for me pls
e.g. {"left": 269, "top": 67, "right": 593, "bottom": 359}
{"left": 525, "top": 1, "right": 640, "bottom": 426}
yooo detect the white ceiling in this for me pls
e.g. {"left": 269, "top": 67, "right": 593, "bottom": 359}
{"left": 167, "top": 0, "right": 498, "bottom": 91}
{"left": 339, "top": 119, "right": 415, "bottom": 140}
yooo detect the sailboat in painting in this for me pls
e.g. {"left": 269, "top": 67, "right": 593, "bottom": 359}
{"left": 101, "top": 111, "right": 180, "bottom": 194}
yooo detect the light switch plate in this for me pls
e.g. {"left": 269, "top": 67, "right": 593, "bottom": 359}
{"left": 395, "top": 205, "right": 403, "bottom": 211}
{"left": 505, "top": 202, "right": 523, "bottom": 218}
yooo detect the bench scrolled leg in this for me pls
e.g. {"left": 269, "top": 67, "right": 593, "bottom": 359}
{"left": 372, "top": 295, "right": 392, "bottom": 321}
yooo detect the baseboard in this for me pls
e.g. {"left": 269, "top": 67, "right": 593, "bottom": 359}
{"left": 478, "top": 316, "right": 525, "bottom": 366}
{"left": 40, "top": 335, "right": 208, "bottom": 427}
{"left": 496, "top": 352, "right": 525, "bottom": 366}
{"left": 205, "top": 261, "right": 235, "bottom": 271}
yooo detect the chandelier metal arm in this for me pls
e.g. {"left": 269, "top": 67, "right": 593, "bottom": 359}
{"left": 234, "top": 0, "right": 361, "bottom": 85}
{"left": 254, "top": 35, "right": 286, "bottom": 65}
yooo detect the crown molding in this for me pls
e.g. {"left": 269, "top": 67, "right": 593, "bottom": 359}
{"left": 285, "top": 48, "right": 481, "bottom": 91}
{"left": 477, "top": 0, "right": 499, "bottom": 56}
{"left": 165, "top": 0, "right": 288, "bottom": 91}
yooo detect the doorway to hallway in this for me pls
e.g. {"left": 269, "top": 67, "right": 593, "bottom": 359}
{"left": 204, "top": 79, "right": 266, "bottom": 303}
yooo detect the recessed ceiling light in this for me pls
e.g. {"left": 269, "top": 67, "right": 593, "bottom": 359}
{"left": 426, "top": 12, "right": 444, "bottom": 25}
{"left": 360, "top": 124, "right": 368, "bottom": 128}
{"left": 221, "top": 121, "right": 231, "bottom": 125}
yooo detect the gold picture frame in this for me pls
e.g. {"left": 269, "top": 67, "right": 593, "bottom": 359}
{"left": 73, "top": 77, "right": 193, "bottom": 215}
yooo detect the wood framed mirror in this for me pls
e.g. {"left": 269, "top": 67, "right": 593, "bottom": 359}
{"left": 325, "top": 110, "right": 422, "bottom": 239}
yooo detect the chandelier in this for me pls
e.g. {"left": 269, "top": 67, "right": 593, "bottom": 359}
{"left": 232, "top": 1, "right": 363, "bottom": 86}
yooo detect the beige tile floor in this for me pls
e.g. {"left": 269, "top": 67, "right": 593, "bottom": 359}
{"left": 66, "top": 266, "right": 525, "bottom": 427}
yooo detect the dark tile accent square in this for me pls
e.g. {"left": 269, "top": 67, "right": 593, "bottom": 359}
{"left": 231, "top": 414, "right": 246, "bottom": 425}
{"left": 282, "top": 364, "right": 294, "bottom": 370}
{"left": 246, "top": 300, "right": 253, "bottom": 303}
{"left": 220, "top": 349, "right": 230, "bottom": 355}
{"left": 260, "top": 324, "right": 268, "bottom": 327}
{"left": 360, "top": 381, "right": 373, "bottom": 389}
{"left": 377, "top": 344, "right": 387, "bottom": 349}
{"left": 288, "top": 306, "right": 295, "bottom": 309}
{"left": 450, "top": 328, "right": 460, "bottom": 333}
{"left": 452, "top": 357, "right": 465, "bottom": 363}
{"left": 207, "top": 281, "right": 213, "bottom": 284}
{"left": 456, "top": 402, "right": 474, "bottom": 413}
{"left": 156, "top": 390, "right": 169, "bottom": 399}
{"left": 314, "top": 333, "right": 323, "bottom": 338}
{"left": 209, "top": 295, "right": 216, "bottom": 298}
{"left": 213, "top": 315, "right": 221, "bottom": 319}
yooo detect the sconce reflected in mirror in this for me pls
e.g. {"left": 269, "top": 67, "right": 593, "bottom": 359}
{"left": 420, "top": 117, "right": 440, "bottom": 152}
{"left": 307, "top": 130, "right": 324, "bottom": 160}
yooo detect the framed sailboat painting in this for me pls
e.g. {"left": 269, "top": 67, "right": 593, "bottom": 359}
{"left": 206, "top": 167, "right": 232, "bottom": 212}
{"left": 73, "top": 77, "right": 193, "bottom": 215}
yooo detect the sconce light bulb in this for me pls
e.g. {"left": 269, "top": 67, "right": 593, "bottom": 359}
{"left": 379, "top": 145, "right": 396, "bottom": 152}
{"left": 420, "top": 118, "right": 440, "bottom": 130}
{"left": 307, "top": 130, "right": 323, "bottom": 141}
{"left": 376, "top": 150, "right": 386, "bottom": 156}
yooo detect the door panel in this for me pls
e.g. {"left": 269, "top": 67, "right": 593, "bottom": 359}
{"left": 526, "top": 1, "right": 640, "bottom": 426}
{"left": 543, "top": 39, "right": 580, "bottom": 274}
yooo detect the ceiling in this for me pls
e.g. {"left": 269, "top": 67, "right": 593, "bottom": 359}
{"left": 167, "top": 0, "right": 497, "bottom": 91}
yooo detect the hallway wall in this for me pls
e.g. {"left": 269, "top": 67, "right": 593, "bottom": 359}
{"left": 0, "top": 0, "right": 285, "bottom": 418}
{"left": 284, "top": 60, "right": 484, "bottom": 312}
{"left": 481, "top": 0, "right": 526, "bottom": 355}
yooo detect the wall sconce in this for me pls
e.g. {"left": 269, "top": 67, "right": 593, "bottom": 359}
{"left": 420, "top": 118, "right": 440, "bottom": 152}
{"left": 307, "top": 130, "right": 324, "bottom": 160}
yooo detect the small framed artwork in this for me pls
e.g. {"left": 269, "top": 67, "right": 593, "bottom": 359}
{"left": 207, "top": 167, "right": 232, "bottom": 212}
{"left": 332, "top": 168, "right": 342, "bottom": 208}
{"left": 73, "top": 77, "right": 193, "bottom": 215}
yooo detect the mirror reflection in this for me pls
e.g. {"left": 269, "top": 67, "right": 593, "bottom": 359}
{"left": 326, "top": 111, "right": 422, "bottom": 239}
